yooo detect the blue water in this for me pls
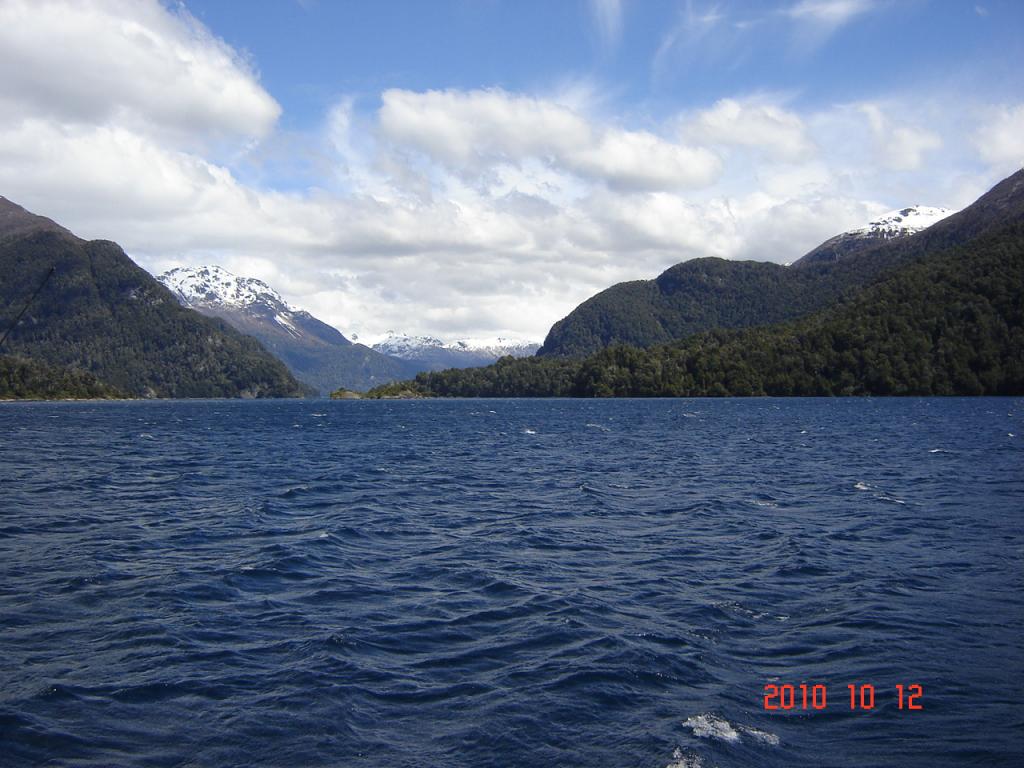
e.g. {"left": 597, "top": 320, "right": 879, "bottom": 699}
{"left": 1, "top": 398, "right": 1022, "bottom": 768}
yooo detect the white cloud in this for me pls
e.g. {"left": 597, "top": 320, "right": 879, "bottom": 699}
{"left": 785, "top": 0, "right": 873, "bottom": 31}
{"left": 974, "top": 104, "right": 1024, "bottom": 171}
{"left": 652, "top": 2, "right": 727, "bottom": 85}
{"left": 589, "top": 0, "right": 623, "bottom": 53}
{"left": 784, "top": 0, "right": 874, "bottom": 51}
{"left": 379, "top": 88, "right": 720, "bottom": 191}
{"left": 859, "top": 104, "right": 942, "bottom": 171}
{"left": 0, "top": 0, "right": 1013, "bottom": 344}
{"left": 687, "top": 98, "right": 816, "bottom": 161}
{"left": 0, "top": 0, "right": 280, "bottom": 146}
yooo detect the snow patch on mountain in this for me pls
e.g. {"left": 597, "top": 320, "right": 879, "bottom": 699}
{"left": 851, "top": 205, "right": 954, "bottom": 239}
{"left": 371, "top": 332, "right": 540, "bottom": 360}
{"left": 159, "top": 265, "right": 295, "bottom": 312}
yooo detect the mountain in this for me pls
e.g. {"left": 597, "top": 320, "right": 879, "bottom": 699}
{"left": 791, "top": 205, "right": 953, "bottom": 268}
{"left": 0, "top": 197, "right": 308, "bottom": 398}
{"left": 0, "top": 196, "right": 71, "bottom": 240}
{"left": 158, "top": 265, "right": 420, "bottom": 395}
{"left": 371, "top": 332, "right": 540, "bottom": 370}
{"left": 536, "top": 197, "right": 986, "bottom": 357}
{"left": 365, "top": 169, "right": 1024, "bottom": 398}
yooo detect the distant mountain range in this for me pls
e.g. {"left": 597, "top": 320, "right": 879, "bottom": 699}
{"left": 0, "top": 197, "right": 307, "bottom": 399}
{"left": 365, "top": 168, "right": 1024, "bottom": 398}
{"left": 158, "top": 266, "right": 541, "bottom": 392}
{"left": 371, "top": 332, "right": 539, "bottom": 370}
{"left": 158, "top": 266, "right": 420, "bottom": 394}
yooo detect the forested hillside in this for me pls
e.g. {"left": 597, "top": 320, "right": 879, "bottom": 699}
{"left": 0, "top": 199, "right": 310, "bottom": 398}
{"left": 538, "top": 169, "right": 1024, "bottom": 358}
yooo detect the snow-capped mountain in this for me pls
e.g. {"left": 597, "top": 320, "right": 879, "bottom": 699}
{"left": 371, "top": 332, "right": 540, "bottom": 369}
{"left": 159, "top": 265, "right": 303, "bottom": 335}
{"left": 157, "top": 266, "right": 419, "bottom": 394}
{"left": 792, "top": 205, "right": 955, "bottom": 268}
{"left": 851, "top": 206, "right": 954, "bottom": 238}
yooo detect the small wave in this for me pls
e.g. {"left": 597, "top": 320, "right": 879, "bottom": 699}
{"left": 683, "top": 714, "right": 779, "bottom": 747}
{"left": 878, "top": 494, "right": 906, "bottom": 505}
{"left": 138, "top": 433, "right": 155, "bottom": 440}
{"left": 524, "top": 429, "right": 537, "bottom": 435}
{"left": 928, "top": 448, "right": 952, "bottom": 454}
{"left": 854, "top": 481, "right": 872, "bottom": 491}
{"left": 585, "top": 423, "right": 610, "bottom": 431}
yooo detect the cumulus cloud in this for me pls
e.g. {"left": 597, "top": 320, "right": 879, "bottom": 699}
{"left": 379, "top": 88, "right": 720, "bottom": 191}
{"left": 0, "top": 0, "right": 280, "bottom": 145}
{"left": 858, "top": 104, "right": 942, "bottom": 172}
{"left": 686, "top": 98, "right": 816, "bottom": 161}
{"left": 974, "top": 104, "right": 1024, "bottom": 171}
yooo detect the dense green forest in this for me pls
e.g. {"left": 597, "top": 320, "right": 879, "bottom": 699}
{"left": 361, "top": 220, "right": 1024, "bottom": 398}
{"left": 538, "top": 169, "right": 1024, "bottom": 357}
{"left": 0, "top": 228, "right": 310, "bottom": 398}
{"left": 0, "top": 354, "right": 124, "bottom": 399}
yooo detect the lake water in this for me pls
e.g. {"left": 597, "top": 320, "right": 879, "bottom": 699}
{"left": 1, "top": 398, "right": 1022, "bottom": 767}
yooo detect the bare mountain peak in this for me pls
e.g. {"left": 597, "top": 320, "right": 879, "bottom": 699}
{"left": 0, "top": 196, "right": 72, "bottom": 240}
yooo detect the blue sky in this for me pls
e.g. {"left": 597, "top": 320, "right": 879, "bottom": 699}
{"left": 190, "top": 1, "right": 1021, "bottom": 123}
{"left": 0, "top": 0, "right": 1021, "bottom": 341}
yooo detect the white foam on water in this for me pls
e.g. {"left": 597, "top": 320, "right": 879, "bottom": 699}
{"left": 666, "top": 747, "right": 704, "bottom": 768}
{"left": 524, "top": 428, "right": 537, "bottom": 434}
{"left": 683, "top": 714, "right": 779, "bottom": 748}
{"left": 683, "top": 713, "right": 740, "bottom": 743}
{"left": 740, "top": 725, "right": 780, "bottom": 746}
{"left": 317, "top": 532, "right": 329, "bottom": 539}
{"left": 854, "top": 481, "right": 872, "bottom": 491}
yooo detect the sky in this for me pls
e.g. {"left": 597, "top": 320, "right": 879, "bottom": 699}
{"left": 0, "top": 0, "right": 1022, "bottom": 343}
